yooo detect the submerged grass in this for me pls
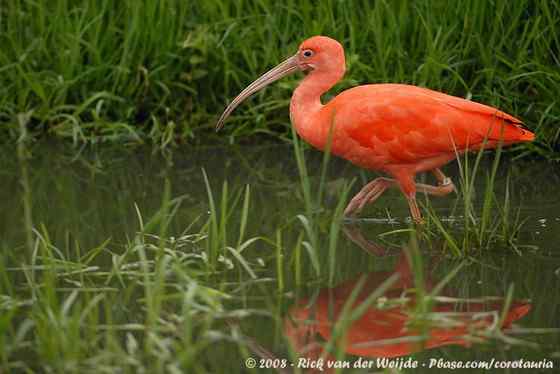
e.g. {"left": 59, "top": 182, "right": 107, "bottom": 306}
{"left": 0, "top": 0, "right": 558, "bottom": 157}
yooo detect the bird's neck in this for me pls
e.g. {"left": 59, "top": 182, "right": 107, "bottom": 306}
{"left": 289, "top": 69, "right": 343, "bottom": 149}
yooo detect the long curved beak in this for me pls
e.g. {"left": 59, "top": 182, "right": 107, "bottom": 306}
{"left": 216, "top": 54, "right": 300, "bottom": 131}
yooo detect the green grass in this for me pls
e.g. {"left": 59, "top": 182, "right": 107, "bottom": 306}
{"left": 0, "top": 0, "right": 559, "bottom": 157}
{"left": 420, "top": 143, "right": 527, "bottom": 255}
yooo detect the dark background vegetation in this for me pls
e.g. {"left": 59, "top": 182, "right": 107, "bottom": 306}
{"left": 1, "top": 1, "right": 559, "bottom": 157}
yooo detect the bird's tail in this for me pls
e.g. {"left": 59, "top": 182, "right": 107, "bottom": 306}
{"left": 486, "top": 119, "right": 535, "bottom": 143}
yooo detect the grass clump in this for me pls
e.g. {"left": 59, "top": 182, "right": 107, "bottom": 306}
{"left": 0, "top": 174, "right": 268, "bottom": 373}
{"left": 421, "top": 145, "right": 529, "bottom": 256}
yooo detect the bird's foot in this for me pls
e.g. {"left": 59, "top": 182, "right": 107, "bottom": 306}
{"left": 406, "top": 196, "right": 426, "bottom": 225}
{"left": 438, "top": 177, "right": 457, "bottom": 193}
{"left": 413, "top": 217, "right": 426, "bottom": 225}
{"left": 440, "top": 177, "right": 452, "bottom": 186}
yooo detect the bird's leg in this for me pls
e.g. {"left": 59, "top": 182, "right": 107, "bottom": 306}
{"left": 343, "top": 177, "right": 396, "bottom": 217}
{"left": 431, "top": 168, "right": 456, "bottom": 192}
{"left": 415, "top": 182, "right": 455, "bottom": 197}
{"left": 413, "top": 169, "right": 456, "bottom": 197}
{"left": 406, "top": 196, "right": 424, "bottom": 224}
{"left": 407, "top": 169, "right": 456, "bottom": 223}
{"left": 345, "top": 170, "right": 455, "bottom": 221}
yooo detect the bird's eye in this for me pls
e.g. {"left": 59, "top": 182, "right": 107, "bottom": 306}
{"left": 302, "top": 49, "right": 314, "bottom": 58}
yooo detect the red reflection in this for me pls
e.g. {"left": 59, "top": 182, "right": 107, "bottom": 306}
{"left": 285, "top": 229, "right": 531, "bottom": 363}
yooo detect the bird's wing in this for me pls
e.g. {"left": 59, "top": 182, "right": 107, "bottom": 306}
{"left": 413, "top": 86, "right": 524, "bottom": 125}
{"left": 331, "top": 90, "right": 529, "bottom": 164}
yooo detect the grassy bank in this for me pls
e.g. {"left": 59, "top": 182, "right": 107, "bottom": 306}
{"left": 0, "top": 0, "right": 559, "bottom": 157}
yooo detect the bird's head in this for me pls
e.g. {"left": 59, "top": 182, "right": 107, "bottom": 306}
{"left": 216, "top": 36, "right": 345, "bottom": 131}
{"left": 296, "top": 36, "right": 345, "bottom": 74}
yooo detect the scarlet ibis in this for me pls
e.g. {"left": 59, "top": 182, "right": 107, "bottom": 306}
{"left": 216, "top": 36, "right": 534, "bottom": 222}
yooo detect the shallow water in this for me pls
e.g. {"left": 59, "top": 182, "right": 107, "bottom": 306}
{"left": 1, "top": 142, "right": 559, "bottom": 372}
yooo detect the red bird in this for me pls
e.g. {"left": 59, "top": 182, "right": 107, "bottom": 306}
{"left": 216, "top": 36, "right": 535, "bottom": 222}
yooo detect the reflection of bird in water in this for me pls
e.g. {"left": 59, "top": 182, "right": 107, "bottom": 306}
{"left": 217, "top": 36, "right": 534, "bottom": 223}
{"left": 284, "top": 225, "right": 531, "bottom": 370}
{"left": 229, "top": 225, "right": 532, "bottom": 374}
